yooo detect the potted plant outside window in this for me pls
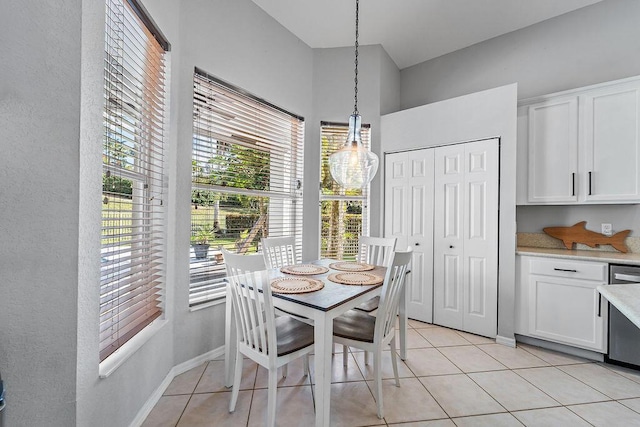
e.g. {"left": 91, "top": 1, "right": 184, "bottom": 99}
{"left": 191, "top": 225, "right": 216, "bottom": 259}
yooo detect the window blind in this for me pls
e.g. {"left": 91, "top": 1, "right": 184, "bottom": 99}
{"left": 189, "top": 69, "right": 304, "bottom": 306}
{"left": 320, "top": 122, "right": 371, "bottom": 260}
{"left": 101, "top": 0, "right": 168, "bottom": 362}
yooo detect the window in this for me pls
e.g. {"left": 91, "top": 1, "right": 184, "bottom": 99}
{"left": 320, "top": 122, "right": 371, "bottom": 260}
{"left": 189, "top": 69, "right": 304, "bottom": 306}
{"left": 101, "top": 0, "right": 169, "bottom": 361}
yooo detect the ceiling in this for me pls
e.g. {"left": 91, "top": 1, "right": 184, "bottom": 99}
{"left": 251, "top": 0, "right": 602, "bottom": 70}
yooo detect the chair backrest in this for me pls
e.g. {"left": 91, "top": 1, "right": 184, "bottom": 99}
{"left": 261, "top": 236, "right": 296, "bottom": 269}
{"left": 222, "top": 248, "right": 266, "bottom": 276}
{"left": 227, "top": 267, "right": 278, "bottom": 360}
{"left": 374, "top": 248, "right": 413, "bottom": 343}
{"left": 358, "top": 236, "right": 397, "bottom": 267}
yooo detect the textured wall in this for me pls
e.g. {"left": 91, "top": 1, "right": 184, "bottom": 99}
{"left": 0, "top": 0, "right": 82, "bottom": 425}
{"left": 400, "top": 0, "right": 640, "bottom": 109}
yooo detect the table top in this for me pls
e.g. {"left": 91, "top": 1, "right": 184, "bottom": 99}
{"left": 268, "top": 259, "right": 386, "bottom": 312}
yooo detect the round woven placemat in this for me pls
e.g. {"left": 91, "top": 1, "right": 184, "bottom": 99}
{"left": 329, "top": 261, "right": 375, "bottom": 272}
{"left": 270, "top": 276, "right": 325, "bottom": 294}
{"left": 327, "top": 272, "right": 383, "bottom": 286}
{"left": 280, "top": 264, "right": 329, "bottom": 276}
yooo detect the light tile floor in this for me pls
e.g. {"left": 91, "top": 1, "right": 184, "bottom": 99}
{"left": 142, "top": 321, "right": 640, "bottom": 427}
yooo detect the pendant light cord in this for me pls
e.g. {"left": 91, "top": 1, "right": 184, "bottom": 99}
{"left": 353, "top": 0, "right": 359, "bottom": 115}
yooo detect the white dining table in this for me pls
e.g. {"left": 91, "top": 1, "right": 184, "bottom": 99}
{"left": 224, "top": 259, "right": 408, "bottom": 427}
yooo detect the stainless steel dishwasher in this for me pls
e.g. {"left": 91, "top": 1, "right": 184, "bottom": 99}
{"left": 607, "top": 264, "right": 640, "bottom": 369}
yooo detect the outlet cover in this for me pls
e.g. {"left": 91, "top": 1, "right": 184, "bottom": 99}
{"left": 602, "top": 223, "right": 613, "bottom": 236}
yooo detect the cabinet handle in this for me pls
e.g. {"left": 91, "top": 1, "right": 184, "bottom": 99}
{"left": 572, "top": 173, "right": 575, "bottom": 196}
{"left": 553, "top": 268, "right": 577, "bottom": 273}
{"left": 415, "top": 243, "right": 420, "bottom": 246}
{"left": 589, "top": 171, "right": 592, "bottom": 195}
{"left": 597, "top": 294, "right": 602, "bottom": 318}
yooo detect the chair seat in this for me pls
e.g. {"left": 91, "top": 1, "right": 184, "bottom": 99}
{"left": 354, "top": 296, "right": 380, "bottom": 313}
{"left": 333, "top": 309, "right": 377, "bottom": 343}
{"left": 274, "top": 316, "right": 314, "bottom": 356}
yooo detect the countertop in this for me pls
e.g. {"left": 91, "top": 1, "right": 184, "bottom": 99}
{"left": 517, "top": 246, "right": 640, "bottom": 266}
{"left": 598, "top": 284, "right": 640, "bottom": 330}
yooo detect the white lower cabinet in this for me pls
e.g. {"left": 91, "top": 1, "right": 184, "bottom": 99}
{"left": 517, "top": 255, "right": 608, "bottom": 353}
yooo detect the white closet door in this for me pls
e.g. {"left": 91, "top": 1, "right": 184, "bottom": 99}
{"left": 463, "top": 139, "right": 499, "bottom": 337}
{"left": 385, "top": 150, "right": 434, "bottom": 323}
{"left": 433, "top": 144, "right": 465, "bottom": 330}
{"left": 384, "top": 152, "right": 409, "bottom": 251}
{"left": 434, "top": 139, "right": 499, "bottom": 337}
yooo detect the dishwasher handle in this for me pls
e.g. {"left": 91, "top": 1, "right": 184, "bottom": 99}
{"left": 613, "top": 273, "right": 640, "bottom": 283}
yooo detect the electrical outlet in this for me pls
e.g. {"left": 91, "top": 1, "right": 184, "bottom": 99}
{"left": 602, "top": 223, "right": 613, "bottom": 236}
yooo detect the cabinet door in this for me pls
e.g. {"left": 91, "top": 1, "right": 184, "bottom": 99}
{"left": 582, "top": 83, "right": 640, "bottom": 202}
{"left": 528, "top": 274, "right": 607, "bottom": 352}
{"left": 528, "top": 98, "right": 579, "bottom": 203}
{"left": 516, "top": 106, "right": 529, "bottom": 205}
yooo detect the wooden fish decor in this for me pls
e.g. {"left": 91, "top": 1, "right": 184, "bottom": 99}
{"left": 543, "top": 221, "right": 630, "bottom": 253}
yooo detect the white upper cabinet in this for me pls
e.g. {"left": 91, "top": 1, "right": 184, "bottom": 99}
{"left": 527, "top": 97, "right": 579, "bottom": 204}
{"left": 517, "top": 76, "right": 640, "bottom": 205}
{"left": 581, "top": 82, "right": 640, "bottom": 203}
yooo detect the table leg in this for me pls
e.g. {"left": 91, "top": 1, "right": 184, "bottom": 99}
{"left": 314, "top": 313, "right": 333, "bottom": 427}
{"left": 224, "top": 286, "right": 236, "bottom": 388}
{"left": 399, "top": 282, "right": 408, "bottom": 361}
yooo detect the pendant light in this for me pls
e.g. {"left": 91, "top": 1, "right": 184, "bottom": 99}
{"left": 328, "top": 0, "right": 379, "bottom": 190}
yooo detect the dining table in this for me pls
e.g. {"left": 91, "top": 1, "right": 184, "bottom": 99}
{"left": 223, "top": 258, "right": 408, "bottom": 427}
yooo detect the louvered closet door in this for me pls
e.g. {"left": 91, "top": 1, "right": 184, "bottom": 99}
{"left": 384, "top": 150, "right": 434, "bottom": 323}
{"left": 434, "top": 139, "right": 499, "bottom": 337}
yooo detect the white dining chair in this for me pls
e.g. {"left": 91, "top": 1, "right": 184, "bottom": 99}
{"left": 226, "top": 252, "right": 314, "bottom": 427}
{"left": 353, "top": 236, "right": 397, "bottom": 313}
{"left": 332, "top": 248, "right": 412, "bottom": 419}
{"left": 261, "top": 236, "right": 297, "bottom": 268}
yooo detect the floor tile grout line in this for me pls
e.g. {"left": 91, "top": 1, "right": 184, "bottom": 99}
{"left": 555, "top": 363, "right": 632, "bottom": 401}
{"left": 597, "top": 362, "right": 640, "bottom": 386}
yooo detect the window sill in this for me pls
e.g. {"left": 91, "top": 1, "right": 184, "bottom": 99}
{"left": 189, "top": 297, "right": 225, "bottom": 312}
{"left": 99, "top": 318, "right": 168, "bottom": 378}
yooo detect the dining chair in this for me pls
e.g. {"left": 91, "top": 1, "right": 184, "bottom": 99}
{"left": 353, "top": 236, "right": 397, "bottom": 313}
{"left": 226, "top": 253, "right": 314, "bottom": 427}
{"left": 332, "top": 247, "right": 412, "bottom": 419}
{"left": 261, "top": 236, "right": 297, "bottom": 268}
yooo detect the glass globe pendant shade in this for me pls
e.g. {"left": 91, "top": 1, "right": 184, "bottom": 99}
{"left": 328, "top": 114, "right": 379, "bottom": 189}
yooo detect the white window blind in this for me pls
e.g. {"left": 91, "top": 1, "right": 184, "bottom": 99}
{"left": 101, "top": 0, "right": 169, "bottom": 362}
{"left": 320, "top": 122, "right": 371, "bottom": 260}
{"left": 189, "top": 69, "right": 304, "bottom": 306}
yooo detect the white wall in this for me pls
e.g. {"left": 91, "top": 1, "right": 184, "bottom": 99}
{"left": 399, "top": 0, "right": 640, "bottom": 240}
{"left": 400, "top": 0, "right": 640, "bottom": 109}
{"left": 382, "top": 84, "right": 518, "bottom": 341}
{"left": 0, "top": 1, "right": 83, "bottom": 425}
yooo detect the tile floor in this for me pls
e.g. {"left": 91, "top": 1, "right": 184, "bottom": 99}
{"left": 142, "top": 321, "right": 640, "bottom": 426}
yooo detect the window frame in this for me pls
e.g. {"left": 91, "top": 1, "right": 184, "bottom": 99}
{"left": 100, "top": 0, "right": 170, "bottom": 363}
{"left": 189, "top": 68, "right": 305, "bottom": 306}
{"left": 319, "top": 121, "right": 371, "bottom": 260}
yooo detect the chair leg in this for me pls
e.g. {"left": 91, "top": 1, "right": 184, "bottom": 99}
{"left": 229, "top": 349, "right": 243, "bottom": 412}
{"left": 364, "top": 351, "right": 370, "bottom": 365}
{"left": 282, "top": 363, "right": 288, "bottom": 378}
{"left": 390, "top": 337, "right": 400, "bottom": 387}
{"left": 343, "top": 345, "right": 349, "bottom": 367}
{"left": 373, "top": 348, "right": 384, "bottom": 419}
{"left": 303, "top": 354, "right": 310, "bottom": 377}
{"left": 267, "top": 368, "right": 278, "bottom": 427}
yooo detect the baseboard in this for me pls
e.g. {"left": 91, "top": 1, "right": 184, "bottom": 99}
{"left": 129, "top": 345, "right": 226, "bottom": 427}
{"left": 496, "top": 335, "right": 516, "bottom": 348}
{"left": 515, "top": 334, "right": 604, "bottom": 362}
